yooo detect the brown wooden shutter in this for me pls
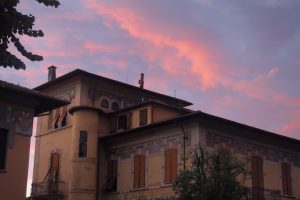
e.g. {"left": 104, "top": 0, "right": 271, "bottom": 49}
{"left": 171, "top": 149, "right": 178, "bottom": 182}
{"left": 48, "top": 110, "right": 54, "bottom": 130}
{"left": 125, "top": 113, "right": 131, "bottom": 129}
{"left": 139, "top": 109, "right": 147, "bottom": 126}
{"left": 49, "top": 153, "right": 60, "bottom": 181}
{"left": 58, "top": 105, "right": 68, "bottom": 127}
{"left": 140, "top": 155, "right": 145, "bottom": 187}
{"left": 107, "top": 161, "right": 113, "bottom": 178}
{"left": 111, "top": 117, "right": 116, "bottom": 132}
{"left": 164, "top": 150, "right": 171, "bottom": 184}
{"left": 112, "top": 160, "right": 118, "bottom": 178}
{"left": 286, "top": 163, "right": 292, "bottom": 195}
{"left": 282, "top": 163, "right": 292, "bottom": 195}
{"left": 53, "top": 108, "right": 61, "bottom": 128}
{"left": 134, "top": 155, "right": 140, "bottom": 188}
{"left": 257, "top": 156, "right": 264, "bottom": 188}
{"left": 251, "top": 156, "right": 258, "bottom": 188}
{"left": 282, "top": 163, "right": 288, "bottom": 194}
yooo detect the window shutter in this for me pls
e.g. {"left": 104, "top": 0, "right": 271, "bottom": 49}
{"left": 126, "top": 113, "right": 131, "bottom": 129}
{"left": 251, "top": 156, "right": 258, "bottom": 188}
{"left": 53, "top": 108, "right": 61, "bottom": 128}
{"left": 48, "top": 110, "right": 54, "bottom": 130}
{"left": 257, "top": 156, "right": 264, "bottom": 188}
{"left": 171, "top": 149, "right": 178, "bottom": 182}
{"left": 107, "top": 161, "right": 113, "bottom": 178}
{"left": 140, "top": 155, "right": 145, "bottom": 188}
{"left": 58, "top": 105, "right": 68, "bottom": 127}
{"left": 112, "top": 160, "right": 118, "bottom": 178}
{"left": 134, "top": 155, "right": 140, "bottom": 188}
{"left": 282, "top": 163, "right": 292, "bottom": 195}
{"left": 139, "top": 109, "right": 147, "bottom": 126}
{"left": 165, "top": 150, "right": 171, "bottom": 184}
{"left": 111, "top": 117, "right": 116, "bottom": 132}
{"left": 286, "top": 163, "right": 292, "bottom": 195}
{"left": 49, "top": 153, "right": 60, "bottom": 181}
{"left": 282, "top": 163, "right": 288, "bottom": 194}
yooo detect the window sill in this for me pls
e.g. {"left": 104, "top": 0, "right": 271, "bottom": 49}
{"left": 130, "top": 187, "right": 148, "bottom": 192}
{"left": 0, "top": 170, "right": 7, "bottom": 174}
{"left": 160, "top": 183, "right": 173, "bottom": 188}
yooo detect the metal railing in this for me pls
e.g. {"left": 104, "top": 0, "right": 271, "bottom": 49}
{"left": 31, "top": 181, "right": 65, "bottom": 197}
{"left": 248, "top": 187, "right": 295, "bottom": 200}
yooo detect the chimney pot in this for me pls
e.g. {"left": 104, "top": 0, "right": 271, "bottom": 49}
{"left": 48, "top": 66, "right": 57, "bottom": 82}
{"left": 138, "top": 73, "right": 144, "bottom": 89}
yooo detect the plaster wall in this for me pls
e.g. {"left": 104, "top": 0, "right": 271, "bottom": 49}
{"left": 0, "top": 134, "right": 30, "bottom": 200}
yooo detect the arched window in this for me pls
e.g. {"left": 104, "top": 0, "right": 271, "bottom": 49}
{"left": 101, "top": 99, "right": 109, "bottom": 108}
{"left": 111, "top": 102, "right": 119, "bottom": 111}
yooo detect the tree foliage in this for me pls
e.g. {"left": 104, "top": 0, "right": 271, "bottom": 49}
{"left": 0, "top": 0, "right": 59, "bottom": 70}
{"left": 173, "top": 145, "right": 249, "bottom": 200}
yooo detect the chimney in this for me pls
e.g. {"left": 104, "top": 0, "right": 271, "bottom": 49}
{"left": 48, "top": 66, "right": 57, "bottom": 82}
{"left": 138, "top": 73, "right": 144, "bottom": 89}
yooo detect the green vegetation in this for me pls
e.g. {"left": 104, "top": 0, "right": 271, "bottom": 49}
{"left": 0, "top": 0, "right": 59, "bottom": 70}
{"left": 173, "top": 145, "right": 249, "bottom": 200}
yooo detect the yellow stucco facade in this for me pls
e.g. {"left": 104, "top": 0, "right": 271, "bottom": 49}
{"left": 31, "top": 69, "right": 300, "bottom": 200}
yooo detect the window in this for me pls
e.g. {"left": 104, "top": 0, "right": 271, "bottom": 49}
{"left": 105, "top": 160, "right": 118, "bottom": 192}
{"left": 47, "top": 153, "right": 60, "bottom": 181}
{"left": 48, "top": 105, "right": 69, "bottom": 130}
{"left": 134, "top": 154, "right": 145, "bottom": 188}
{"left": 111, "top": 102, "right": 119, "bottom": 111}
{"left": 282, "top": 163, "right": 292, "bottom": 195}
{"left": 164, "top": 149, "right": 177, "bottom": 184}
{"left": 251, "top": 156, "right": 264, "bottom": 200}
{"left": 0, "top": 129, "right": 8, "bottom": 170}
{"left": 139, "top": 109, "right": 147, "bottom": 126}
{"left": 48, "top": 153, "right": 60, "bottom": 193}
{"left": 101, "top": 99, "right": 109, "bottom": 108}
{"left": 79, "top": 131, "right": 87, "bottom": 157}
{"left": 117, "top": 113, "right": 131, "bottom": 130}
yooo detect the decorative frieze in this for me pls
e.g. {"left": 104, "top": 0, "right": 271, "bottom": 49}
{"left": 206, "top": 132, "right": 300, "bottom": 167}
{"left": 0, "top": 103, "right": 33, "bottom": 136}
{"left": 56, "top": 88, "right": 75, "bottom": 101}
{"left": 107, "top": 132, "right": 191, "bottom": 160}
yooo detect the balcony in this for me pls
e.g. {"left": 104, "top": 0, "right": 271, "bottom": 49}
{"left": 248, "top": 187, "right": 296, "bottom": 200}
{"left": 30, "top": 181, "right": 65, "bottom": 200}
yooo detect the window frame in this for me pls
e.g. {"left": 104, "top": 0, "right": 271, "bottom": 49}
{"left": 282, "top": 162, "right": 292, "bottom": 196}
{"left": 79, "top": 131, "right": 88, "bottom": 157}
{"left": 105, "top": 160, "right": 118, "bottom": 192}
{"left": 100, "top": 99, "right": 109, "bottom": 109}
{"left": 139, "top": 109, "right": 148, "bottom": 126}
{"left": 133, "top": 154, "right": 146, "bottom": 188}
{"left": 111, "top": 102, "right": 119, "bottom": 111}
{"left": 164, "top": 148, "right": 178, "bottom": 184}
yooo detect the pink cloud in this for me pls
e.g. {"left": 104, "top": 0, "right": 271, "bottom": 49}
{"left": 84, "top": 0, "right": 225, "bottom": 90}
{"left": 83, "top": 41, "right": 121, "bottom": 54}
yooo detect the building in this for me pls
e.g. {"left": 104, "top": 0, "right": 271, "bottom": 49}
{"left": 31, "top": 68, "right": 300, "bottom": 200}
{"left": 0, "top": 80, "right": 68, "bottom": 200}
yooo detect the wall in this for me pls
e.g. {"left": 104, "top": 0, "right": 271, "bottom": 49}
{"left": 0, "top": 134, "right": 31, "bottom": 200}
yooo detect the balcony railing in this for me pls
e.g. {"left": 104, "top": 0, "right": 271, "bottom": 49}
{"left": 31, "top": 181, "right": 65, "bottom": 197}
{"left": 248, "top": 187, "right": 296, "bottom": 200}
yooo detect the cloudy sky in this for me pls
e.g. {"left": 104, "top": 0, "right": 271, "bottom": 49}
{"left": 1, "top": 0, "right": 300, "bottom": 195}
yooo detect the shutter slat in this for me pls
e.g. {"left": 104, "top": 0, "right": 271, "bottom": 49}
{"left": 171, "top": 149, "right": 178, "bottom": 183}
{"left": 48, "top": 110, "right": 54, "bottom": 129}
{"left": 286, "top": 163, "right": 292, "bottom": 195}
{"left": 258, "top": 156, "right": 264, "bottom": 188}
{"left": 251, "top": 156, "right": 258, "bottom": 188}
{"left": 282, "top": 163, "right": 288, "bottom": 194}
{"left": 134, "top": 155, "right": 140, "bottom": 187}
{"left": 140, "top": 155, "right": 145, "bottom": 187}
{"left": 164, "top": 150, "right": 171, "bottom": 184}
